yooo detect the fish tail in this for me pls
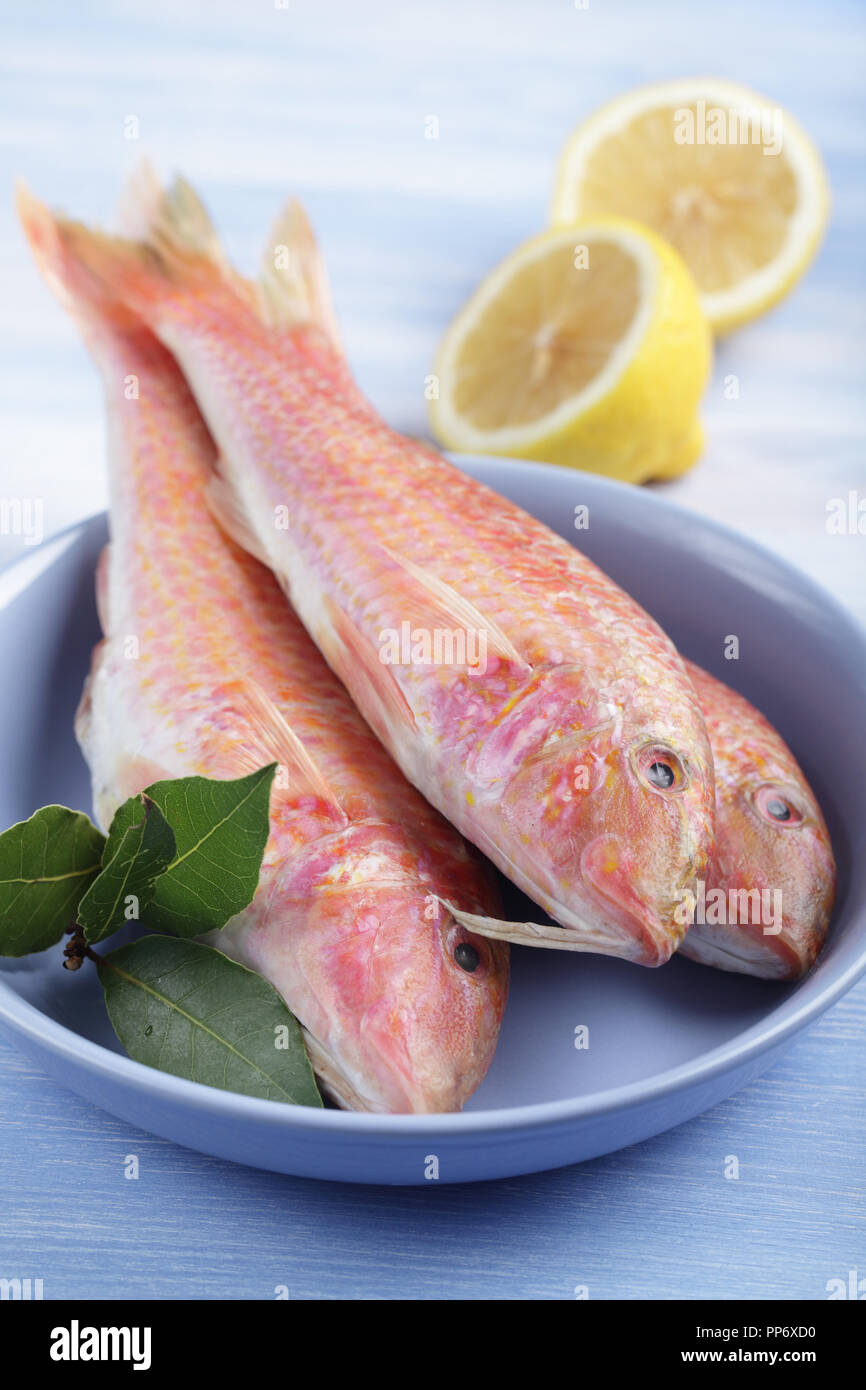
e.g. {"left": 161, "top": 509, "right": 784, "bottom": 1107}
{"left": 257, "top": 197, "right": 343, "bottom": 350}
{"left": 18, "top": 166, "right": 259, "bottom": 336}
{"left": 115, "top": 161, "right": 255, "bottom": 309}
{"left": 16, "top": 181, "right": 152, "bottom": 341}
{"left": 118, "top": 163, "right": 342, "bottom": 351}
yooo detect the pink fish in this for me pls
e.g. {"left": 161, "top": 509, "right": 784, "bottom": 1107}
{"left": 19, "top": 188, "right": 508, "bottom": 1114}
{"left": 679, "top": 662, "right": 835, "bottom": 979}
{"left": 41, "top": 170, "right": 716, "bottom": 968}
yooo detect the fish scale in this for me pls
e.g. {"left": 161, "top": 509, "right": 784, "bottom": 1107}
{"left": 680, "top": 661, "right": 835, "bottom": 979}
{"left": 19, "top": 189, "right": 508, "bottom": 1114}
{"left": 25, "top": 172, "right": 716, "bottom": 967}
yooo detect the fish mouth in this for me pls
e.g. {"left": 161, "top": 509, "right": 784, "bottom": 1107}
{"left": 578, "top": 879, "right": 676, "bottom": 966}
{"left": 678, "top": 923, "right": 805, "bottom": 980}
{"left": 301, "top": 1027, "right": 462, "bottom": 1115}
{"left": 443, "top": 837, "right": 688, "bottom": 967}
{"left": 578, "top": 839, "right": 686, "bottom": 966}
{"left": 301, "top": 1028, "right": 379, "bottom": 1112}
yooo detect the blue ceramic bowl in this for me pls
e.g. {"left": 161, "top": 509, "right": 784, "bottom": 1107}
{"left": 1, "top": 456, "right": 864, "bottom": 1184}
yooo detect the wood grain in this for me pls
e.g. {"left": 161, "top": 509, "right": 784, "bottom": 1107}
{"left": 0, "top": 0, "right": 863, "bottom": 1299}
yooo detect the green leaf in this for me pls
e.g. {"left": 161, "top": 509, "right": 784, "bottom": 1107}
{"left": 101, "top": 792, "right": 145, "bottom": 864}
{"left": 0, "top": 806, "right": 105, "bottom": 956}
{"left": 78, "top": 796, "right": 176, "bottom": 944}
{"left": 140, "top": 765, "right": 277, "bottom": 937}
{"left": 96, "top": 935, "right": 322, "bottom": 1106}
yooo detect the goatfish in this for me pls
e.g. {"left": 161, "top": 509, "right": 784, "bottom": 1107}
{"left": 18, "top": 187, "right": 508, "bottom": 1114}
{"left": 24, "top": 170, "right": 716, "bottom": 967}
{"left": 678, "top": 662, "right": 835, "bottom": 980}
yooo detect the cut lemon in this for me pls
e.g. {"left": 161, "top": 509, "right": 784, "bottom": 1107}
{"left": 551, "top": 79, "right": 829, "bottom": 334}
{"left": 429, "top": 219, "right": 711, "bottom": 483}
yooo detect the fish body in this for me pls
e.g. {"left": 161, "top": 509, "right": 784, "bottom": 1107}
{"left": 55, "top": 174, "right": 716, "bottom": 967}
{"left": 680, "top": 662, "right": 835, "bottom": 979}
{"left": 20, "top": 190, "right": 508, "bottom": 1113}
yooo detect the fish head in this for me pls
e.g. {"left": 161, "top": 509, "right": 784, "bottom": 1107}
{"left": 261, "top": 818, "right": 508, "bottom": 1113}
{"left": 679, "top": 660, "right": 836, "bottom": 979}
{"left": 474, "top": 669, "right": 715, "bottom": 965}
{"left": 577, "top": 711, "right": 715, "bottom": 963}
{"left": 695, "top": 770, "right": 836, "bottom": 978}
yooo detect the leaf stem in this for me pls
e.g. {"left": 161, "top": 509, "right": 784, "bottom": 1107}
{"left": 62, "top": 922, "right": 104, "bottom": 971}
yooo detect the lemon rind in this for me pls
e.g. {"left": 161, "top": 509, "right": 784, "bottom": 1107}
{"left": 551, "top": 77, "right": 830, "bottom": 333}
{"left": 431, "top": 220, "right": 660, "bottom": 454}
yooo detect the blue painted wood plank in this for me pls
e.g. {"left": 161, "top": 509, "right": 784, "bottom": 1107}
{"left": 0, "top": 0, "right": 863, "bottom": 1299}
{"left": 1, "top": 977, "right": 863, "bottom": 1299}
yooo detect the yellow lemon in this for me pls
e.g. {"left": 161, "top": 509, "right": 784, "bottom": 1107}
{"left": 551, "top": 78, "right": 829, "bottom": 334}
{"left": 430, "top": 219, "right": 711, "bottom": 484}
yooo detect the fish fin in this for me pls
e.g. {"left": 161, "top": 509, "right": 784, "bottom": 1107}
{"left": 19, "top": 174, "right": 259, "bottom": 334}
{"left": 205, "top": 471, "right": 272, "bottom": 567}
{"left": 114, "top": 158, "right": 168, "bottom": 238}
{"left": 117, "top": 161, "right": 226, "bottom": 267}
{"left": 203, "top": 678, "right": 345, "bottom": 816}
{"left": 257, "top": 198, "right": 342, "bottom": 349}
{"left": 120, "top": 166, "right": 341, "bottom": 346}
{"left": 439, "top": 900, "right": 644, "bottom": 959}
{"left": 17, "top": 183, "right": 152, "bottom": 334}
{"left": 114, "top": 164, "right": 258, "bottom": 309}
{"left": 381, "top": 546, "right": 528, "bottom": 672}
{"left": 73, "top": 637, "right": 107, "bottom": 760}
{"left": 95, "top": 544, "right": 112, "bottom": 636}
{"left": 320, "top": 597, "right": 417, "bottom": 742}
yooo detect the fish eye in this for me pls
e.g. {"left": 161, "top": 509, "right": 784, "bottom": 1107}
{"left": 632, "top": 742, "right": 687, "bottom": 794}
{"left": 648, "top": 761, "right": 675, "bottom": 789}
{"left": 453, "top": 941, "right": 480, "bottom": 972}
{"left": 753, "top": 785, "right": 804, "bottom": 827}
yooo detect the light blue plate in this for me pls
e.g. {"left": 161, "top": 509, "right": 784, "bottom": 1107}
{"left": 1, "top": 457, "right": 864, "bottom": 1185}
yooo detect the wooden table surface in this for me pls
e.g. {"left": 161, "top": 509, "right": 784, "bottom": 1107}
{"left": 0, "top": 0, "right": 863, "bottom": 1299}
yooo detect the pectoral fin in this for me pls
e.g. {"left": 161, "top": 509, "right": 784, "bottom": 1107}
{"left": 320, "top": 597, "right": 418, "bottom": 745}
{"left": 381, "top": 546, "right": 528, "bottom": 672}
{"left": 203, "top": 678, "right": 345, "bottom": 817}
{"left": 205, "top": 471, "right": 272, "bottom": 567}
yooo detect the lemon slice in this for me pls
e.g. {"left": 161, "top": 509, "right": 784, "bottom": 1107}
{"left": 551, "top": 79, "right": 829, "bottom": 334}
{"left": 429, "top": 219, "right": 711, "bottom": 484}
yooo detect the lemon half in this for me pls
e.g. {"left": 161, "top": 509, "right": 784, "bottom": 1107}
{"left": 551, "top": 79, "right": 829, "bottom": 334}
{"left": 430, "top": 218, "right": 711, "bottom": 483}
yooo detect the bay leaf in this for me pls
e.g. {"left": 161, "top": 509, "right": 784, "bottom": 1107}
{"left": 97, "top": 934, "right": 322, "bottom": 1106}
{"left": 0, "top": 805, "right": 105, "bottom": 956}
{"left": 78, "top": 795, "right": 176, "bottom": 944}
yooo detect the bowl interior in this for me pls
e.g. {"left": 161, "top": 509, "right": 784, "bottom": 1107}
{"left": 1, "top": 458, "right": 864, "bottom": 1114}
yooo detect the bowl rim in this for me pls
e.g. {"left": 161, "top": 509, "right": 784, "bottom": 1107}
{"left": 1, "top": 456, "right": 865, "bottom": 1136}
